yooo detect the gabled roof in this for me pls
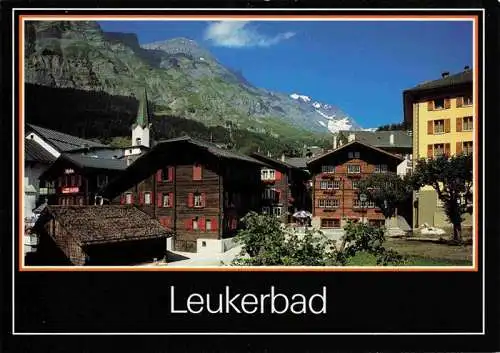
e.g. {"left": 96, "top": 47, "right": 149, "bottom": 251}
{"left": 61, "top": 153, "right": 128, "bottom": 171}
{"left": 307, "top": 140, "right": 404, "bottom": 166}
{"left": 25, "top": 138, "right": 57, "bottom": 164}
{"left": 26, "top": 124, "right": 107, "bottom": 152}
{"left": 336, "top": 130, "right": 412, "bottom": 149}
{"left": 100, "top": 136, "right": 268, "bottom": 199}
{"left": 155, "top": 136, "right": 266, "bottom": 165}
{"left": 35, "top": 205, "right": 173, "bottom": 245}
{"left": 404, "top": 69, "right": 472, "bottom": 93}
{"left": 285, "top": 157, "right": 309, "bottom": 169}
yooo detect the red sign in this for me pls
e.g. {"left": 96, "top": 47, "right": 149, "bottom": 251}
{"left": 62, "top": 187, "right": 79, "bottom": 194}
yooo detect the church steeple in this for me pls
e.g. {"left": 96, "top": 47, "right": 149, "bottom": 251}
{"left": 131, "top": 88, "right": 151, "bottom": 148}
{"left": 134, "top": 88, "right": 149, "bottom": 129}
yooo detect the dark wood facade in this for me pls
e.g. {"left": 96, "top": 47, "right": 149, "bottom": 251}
{"left": 307, "top": 141, "right": 403, "bottom": 229}
{"left": 103, "top": 137, "right": 265, "bottom": 252}
{"left": 250, "top": 153, "right": 311, "bottom": 223}
{"left": 39, "top": 154, "right": 125, "bottom": 206}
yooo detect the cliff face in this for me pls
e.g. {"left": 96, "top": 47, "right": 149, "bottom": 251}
{"left": 24, "top": 21, "right": 357, "bottom": 139}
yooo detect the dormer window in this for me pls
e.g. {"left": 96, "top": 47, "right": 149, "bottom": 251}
{"left": 321, "top": 165, "right": 335, "bottom": 173}
{"left": 136, "top": 137, "right": 142, "bottom": 146}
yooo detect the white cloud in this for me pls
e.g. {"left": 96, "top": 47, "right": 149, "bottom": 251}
{"left": 204, "top": 21, "right": 295, "bottom": 48}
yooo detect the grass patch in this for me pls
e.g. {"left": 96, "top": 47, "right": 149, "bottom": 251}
{"left": 346, "top": 237, "right": 473, "bottom": 266}
{"left": 346, "top": 252, "right": 471, "bottom": 266}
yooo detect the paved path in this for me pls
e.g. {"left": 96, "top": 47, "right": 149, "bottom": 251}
{"left": 165, "top": 244, "right": 244, "bottom": 267}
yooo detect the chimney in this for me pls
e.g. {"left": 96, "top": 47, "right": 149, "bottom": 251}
{"left": 389, "top": 133, "right": 394, "bottom": 145}
{"left": 441, "top": 71, "right": 450, "bottom": 78}
{"left": 281, "top": 153, "right": 285, "bottom": 162}
{"left": 464, "top": 65, "right": 470, "bottom": 71}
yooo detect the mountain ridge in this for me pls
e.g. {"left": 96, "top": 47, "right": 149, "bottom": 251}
{"left": 24, "top": 20, "right": 363, "bottom": 137}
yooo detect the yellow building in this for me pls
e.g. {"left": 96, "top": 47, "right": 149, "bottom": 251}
{"left": 403, "top": 68, "right": 473, "bottom": 228}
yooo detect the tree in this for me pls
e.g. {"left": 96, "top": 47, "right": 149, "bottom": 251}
{"left": 411, "top": 154, "right": 473, "bottom": 242}
{"left": 232, "top": 212, "right": 404, "bottom": 266}
{"left": 357, "top": 172, "right": 413, "bottom": 225}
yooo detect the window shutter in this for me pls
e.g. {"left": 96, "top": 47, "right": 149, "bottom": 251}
{"left": 456, "top": 142, "right": 463, "bottom": 155}
{"left": 156, "top": 169, "right": 162, "bottom": 182}
{"left": 444, "top": 98, "right": 451, "bottom": 109}
{"left": 427, "top": 121, "right": 433, "bottom": 135}
{"left": 275, "top": 171, "right": 281, "bottom": 181}
{"left": 131, "top": 193, "right": 135, "bottom": 204}
{"left": 456, "top": 117, "right": 463, "bottom": 132}
{"left": 199, "top": 217, "right": 206, "bottom": 231}
{"left": 188, "top": 193, "right": 194, "bottom": 208}
{"left": 444, "top": 143, "right": 451, "bottom": 156}
{"left": 444, "top": 119, "right": 451, "bottom": 133}
{"left": 150, "top": 192, "right": 155, "bottom": 205}
{"left": 165, "top": 216, "right": 171, "bottom": 228}
{"left": 139, "top": 192, "right": 144, "bottom": 205}
{"left": 168, "top": 167, "right": 174, "bottom": 181}
{"left": 120, "top": 194, "right": 125, "bottom": 204}
{"left": 212, "top": 217, "right": 218, "bottom": 232}
{"left": 456, "top": 96, "right": 463, "bottom": 108}
{"left": 427, "top": 145, "right": 433, "bottom": 158}
{"left": 427, "top": 101, "right": 433, "bottom": 111}
{"left": 157, "top": 193, "right": 162, "bottom": 208}
{"left": 202, "top": 193, "right": 206, "bottom": 207}
{"left": 193, "top": 165, "right": 202, "bottom": 180}
{"left": 169, "top": 192, "right": 174, "bottom": 208}
{"left": 184, "top": 219, "right": 191, "bottom": 231}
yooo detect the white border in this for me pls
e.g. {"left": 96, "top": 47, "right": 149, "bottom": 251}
{"left": 12, "top": 8, "right": 485, "bottom": 336}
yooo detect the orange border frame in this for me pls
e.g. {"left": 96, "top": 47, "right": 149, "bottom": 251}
{"left": 17, "top": 13, "right": 481, "bottom": 272}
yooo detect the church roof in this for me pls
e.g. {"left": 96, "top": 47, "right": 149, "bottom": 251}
{"left": 133, "top": 88, "right": 150, "bottom": 129}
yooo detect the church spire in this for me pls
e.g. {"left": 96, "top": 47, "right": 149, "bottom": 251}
{"left": 134, "top": 88, "right": 149, "bottom": 129}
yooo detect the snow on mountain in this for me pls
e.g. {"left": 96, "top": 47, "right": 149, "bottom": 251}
{"left": 312, "top": 101, "right": 321, "bottom": 109}
{"left": 290, "top": 93, "right": 311, "bottom": 103}
{"left": 317, "top": 120, "right": 327, "bottom": 127}
{"left": 327, "top": 117, "right": 353, "bottom": 133}
{"left": 361, "top": 127, "right": 378, "bottom": 132}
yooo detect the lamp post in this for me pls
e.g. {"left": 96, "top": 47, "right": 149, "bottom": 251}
{"left": 359, "top": 193, "right": 367, "bottom": 224}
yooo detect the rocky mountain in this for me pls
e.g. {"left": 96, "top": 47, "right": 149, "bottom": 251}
{"left": 24, "top": 21, "right": 363, "bottom": 138}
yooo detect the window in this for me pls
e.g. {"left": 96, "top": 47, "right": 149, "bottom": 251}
{"left": 463, "top": 141, "right": 473, "bottom": 155}
{"left": 320, "top": 180, "right": 334, "bottom": 190}
{"left": 463, "top": 95, "right": 473, "bottom": 106}
{"left": 272, "top": 207, "right": 282, "bottom": 217}
{"left": 433, "top": 119, "right": 445, "bottom": 134}
{"left": 352, "top": 180, "right": 360, "bottom": 189}
{"left": 318, "top": 198, "right": 340, "bottom": 208}
{"left": 261, "top": 169, "right": 276, "bottom": 180}
{"left": 433, "top": 98, "right": 445, "bottom": 109}
{"left": 161, "top": 166, "right": 173, "bottom": 182}
{"left": 369, "top": 219, "right": 385, "bottom": 227}
{"left": 262, "top": 206, "right": 270, "bottom": 214}
{"left": 348, "top": 151, "right": 360, "bottom": 159}
{"left": 353, "top": 199, "right": 375, "bottom": 208}
{"left": 374, "top": 164, "right": 388, "bottom": 173}
{"left": 125, "top": 193, "right": 133, "bottom": 204}
{"left": 263, "top": 188, "right": 277, "bottom": 200}
{"left": 206, "top": 219, "right": 212, "bottom": 231}
{"left": 321, "top": 218, "right": 340, "bottom": 228}
{"left": 192, "top": 218, "right": 199, "bottom": 230}
{"left": 353, "top": 199, "right": 361, "bottom": 208}
{"left": 193, "top": 164, "right": 202, "bottom": 181}
{"left": 367, "top": 200, "right": 376, "bottom": 208}
{"left": 162, "top": 193, "right": 171, "bottom": 208}
{"left": 194, "top": 193, "right": 203, "bottom": 208}
{"left": 144, "top": 192, "right": 151, "bottom": 205}
{"left": 347, "top": 165, "right": 361, "bottom": 174}
{"left": 433, "top": 144, "right": 445, "bottom": 157}
{"left": 463, "top": 116, "right": 473, "bottom": 131}
{"left": 321, "top": 165, "right": 335, "bottom": 173}
{"left": 77, "top": 197, "right": 84, "bottom": 205}
{"left": 97, "top": 175, "right": 108, "bottom": 187}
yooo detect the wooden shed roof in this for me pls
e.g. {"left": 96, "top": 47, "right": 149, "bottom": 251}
{"left": 36, "top": 205, "right": 173, "bottom": 246}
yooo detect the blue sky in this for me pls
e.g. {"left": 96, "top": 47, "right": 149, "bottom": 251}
{"left": 98, "top": 20, "right": 473, "bottom": 128}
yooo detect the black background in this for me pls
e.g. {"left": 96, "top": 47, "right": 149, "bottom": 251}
{"left": 2, "top": 1, "right": 499, "bottom": 351}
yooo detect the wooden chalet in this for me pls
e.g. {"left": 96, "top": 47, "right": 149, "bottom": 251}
{"left": 307, "top": 141, "right": 403, "bottom": 229}
{"left": 249, "top": 153, "right": 311, "bottom": 223}
{"left": 38, "top": 151, "right": 127, "bottom": 206}
{"left": 100, "top": 136, "right": 268, "bottom": 253}
{"left": 33, "top": 205, "right": 173, "bottom": 266}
